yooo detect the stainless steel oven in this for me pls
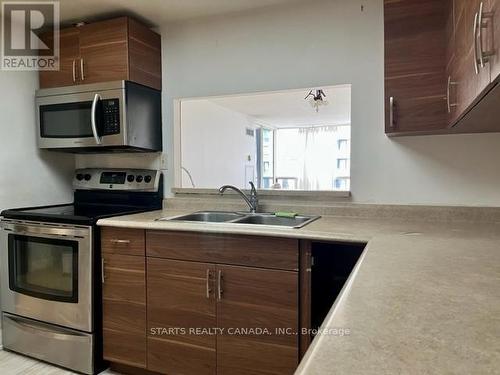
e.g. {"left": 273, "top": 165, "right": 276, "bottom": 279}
{"left": 35, "top": 80, "right": 162, "bottom": 152}
{"left": 0, "top": 168, "right": 162, "bottom": 374}
{"left": 0, "top": 220, "right": 92, "bottom": 332}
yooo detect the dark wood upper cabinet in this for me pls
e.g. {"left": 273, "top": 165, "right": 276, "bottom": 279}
{"left": 39, "top": 28, "right": 80, "bottom": 88}
{"left": 78, "top": 18, "right": 130, "bottom": 85}
{"left": 489, "top": 0, "right": 500, "bottom": 78}
{"left": 384, "top": 0, "right": 448, "bottom": 135}
{"left": 39, "top": 17, "right": 161, "bottom": 90}
{"left": 385, "top": 0, "right": 500, "bottom": 136}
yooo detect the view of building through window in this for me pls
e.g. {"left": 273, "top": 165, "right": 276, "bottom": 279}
{"left": 258, "top": 125, "right": 350, "bottom": 191}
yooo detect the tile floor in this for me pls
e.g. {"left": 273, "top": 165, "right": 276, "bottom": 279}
{"left": 0, "top": 349, "right": 120, "bottom": 375}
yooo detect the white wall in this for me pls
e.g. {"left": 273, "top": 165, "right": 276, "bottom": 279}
{"left": 160, "top": 0, "right": 500, "bottom": 206}
{"left": 181, "top": 99, "right": 256, "bottom": 188}
{"left": 0, "top": 71, "right": 74, "bottom": 211}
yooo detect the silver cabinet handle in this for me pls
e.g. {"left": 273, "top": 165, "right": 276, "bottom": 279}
{"left": 101, "top": 258, "right": 106, "bottom": 284}
{"left": 110, "top": 239, "right": 130, "bottom": 244}
{"left": 447, "top": 76, "right": 458, "bottom": 114}
{"left": 474, "top": 11, "right": 480, "bottom": 74}
{"left": 91, "top": 93, "right": 102, "bottom": 145}
{"left": 80, "top": 58, "right": 85, "bottom": 81}
{"left": 206, "top": 270, "right": 212, "bottom": 299}
{"left": 72, "top": 59, "right": 76, "bottom": 82}
{"left": 389, "top": 96, "right": 395, "bottom": 128}
{"left": 478, "top": 2, "right": 494, "bottom": 68}
{"left": 217, "top": 270, "right": 223, "bottom": 301}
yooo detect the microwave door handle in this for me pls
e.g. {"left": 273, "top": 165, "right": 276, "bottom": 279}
{"left": 91, "top": 93, "right": 102, "bottom": 145}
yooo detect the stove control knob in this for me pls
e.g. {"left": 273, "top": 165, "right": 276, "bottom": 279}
{"left": 144, "top": 175, "right": 152, "bottom": 183}
{"left": 76, "top": 174, "right": 84, "bottom": 181}
{"left": 84, "top": 174, "right": 92, "bottom": 181}
{"left": 127, "top": 175, "right": 135, "bottom": 182}
{"left": 136, "top": 175, "right": 143, "bottom": 183}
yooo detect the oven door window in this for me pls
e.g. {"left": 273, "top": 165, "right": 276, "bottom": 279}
{"left": 8, "top": 235, "right": 78, "bottom": 303}
{"left": 39, "top": 101, "right": 98, "bottom": 138}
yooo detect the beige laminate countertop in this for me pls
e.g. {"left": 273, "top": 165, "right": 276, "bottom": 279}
{"left": 97, "top": 209, "right": 500, "bottom": 375}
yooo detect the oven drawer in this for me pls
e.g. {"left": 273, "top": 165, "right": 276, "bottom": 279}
{"left": 2, "top": 313, "right": 94, "bottom": 374}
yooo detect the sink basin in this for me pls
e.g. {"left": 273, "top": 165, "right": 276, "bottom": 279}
{"left": 231, "top": 213, "right": 320, "bottom": 228}
{"left": 160, "top": 211, "right": 245, "bottom": 223}
{"left": 158, "top": 211, "right": 320, "bottom": 228}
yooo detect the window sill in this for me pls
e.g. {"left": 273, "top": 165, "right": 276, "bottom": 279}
{"left": 171, "top": 188, "right": 351, "bottom": 199}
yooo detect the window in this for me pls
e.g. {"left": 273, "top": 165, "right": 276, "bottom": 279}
{"left": 262, "top": 177, "right": 273, "bottom": 188}
{"left": 256, "top": 125, "right": 352, "bottom": 190}
{"left": 337, "top": 139, "right": 348, "bottom": 150}
{"left": 334, "top": 177, "right": 350, "bottom": 190}
{"left": 336, "top": 158, "right": 349, "bottom": 169}
{"left": 260, "top": 128, "right": 274, "bottom": 186}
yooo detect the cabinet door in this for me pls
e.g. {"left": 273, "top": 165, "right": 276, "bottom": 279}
{"left": 216, "top": 265, "right": 298, "bottom": 375}
{"left": 384, "top": 0, "right": 448, "bottom": 134}
{"left": 39, "top": 28, "right": 80, "bottom": 88}
{"left": 487, "top": 0, "right": 500, "bottom": 80}
{"left": 452, "top": 0, "right": 491, "bottom": 121}
{"left": 445, "top": 0, "right": 459, "bottom": 123}
{"left": 79, "top": 17, "right": 129, "bottom": 84}
{"left": 147, "top": 258, "right": 217, "bottom": 375}
{"left": 474, "top": 0, "right": 493, "bottom": 91}
{"left": 102, "top": 253, "right": 146, "bottom": 368}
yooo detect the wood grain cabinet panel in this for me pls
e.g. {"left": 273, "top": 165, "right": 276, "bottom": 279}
{"left": 39, "top": 17, "right": 161, "bottom": 89}
{"left": 102, "top": 253, "right": 146, "bottom": 368}
{"left": 39, "top": 28, "right": 80, "bottom": 88}
{"left": 146, "top": 231, "right": 299, "bottom": 271}
{"left": 385, "top": 0, "right": 500, "bottom": 135}
{"left": 451, "top": 0, "right": 491, "bottom": 122}
{"left": 79, "top": 17, "right": 129, "bottom": 84}
{"left": 489, "top": 0, "right": 500, "bottom": 79}
{"left": 216, "top": 265, "right": 299, "bottom": 375}
{"left": 147, "top": 258, "right": 217, "bottom": 375}
{"left": 102, "top": 229, "right": 301, "bottom": 374}
{"left": 101, "top": 227, "right": 145, "bottom": 256}
{"left": 384, "top": 0, "right": 448, "bottom": 135}
{"left": 128, "top": 18, "right": 162, "bottom": 90}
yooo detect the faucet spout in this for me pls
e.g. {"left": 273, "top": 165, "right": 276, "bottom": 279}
{"left": 218, "top": 182, "right": 259, "bottom": 213}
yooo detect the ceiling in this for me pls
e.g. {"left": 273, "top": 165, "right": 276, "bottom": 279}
{"left": 51, "top": 0, "right": 307, "bottom": 27}
{"left": 209, "top": 85, "right": 352, "bottom": 128}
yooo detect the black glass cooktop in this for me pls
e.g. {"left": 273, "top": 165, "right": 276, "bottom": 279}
{"left": 1, "top": 203, "right": 152, "bottom": 225}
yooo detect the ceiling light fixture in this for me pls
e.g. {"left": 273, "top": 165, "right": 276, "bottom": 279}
{"left": 305, "top": 89, "right": 328, "bottom": 112}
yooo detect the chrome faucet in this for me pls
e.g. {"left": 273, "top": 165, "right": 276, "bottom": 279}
{"left": 218, "top": 181, "right": 259, "bottom": 213}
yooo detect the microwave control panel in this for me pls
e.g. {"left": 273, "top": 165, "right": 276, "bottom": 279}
{"left": 102, "top": 99, "right": 120, "bottom": 135}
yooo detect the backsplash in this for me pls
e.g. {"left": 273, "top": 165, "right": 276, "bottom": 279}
{"left": 75, "top": 153, "right": 164, "bottom": 171}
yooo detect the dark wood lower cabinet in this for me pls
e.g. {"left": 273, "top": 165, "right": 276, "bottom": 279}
{"left": 102, "top": 253, "right": 147, "bottom": 368}
{"left": 147, "top": 258, "right": 217, "bottom": 375}
{"left": 216, "top": 265, "right": 299, "bottom": 375}
{"left": 103, "top": 230, "right": 302, "bottom": 375}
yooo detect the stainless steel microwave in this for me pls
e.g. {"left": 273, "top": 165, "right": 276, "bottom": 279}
{"left": 36, "top": 81, "right": 162, "bottom": 152}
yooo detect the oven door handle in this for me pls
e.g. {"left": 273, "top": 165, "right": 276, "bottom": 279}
{"left": 1, "top": 222, "right": 90, "bottom": 239}
{"left": 91, "top": 93, "right": 102, "bottom": 145}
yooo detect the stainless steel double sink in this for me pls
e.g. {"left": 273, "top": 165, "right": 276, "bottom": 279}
{"left": 157, "top": 211, "right": 320, "bottom": 229}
